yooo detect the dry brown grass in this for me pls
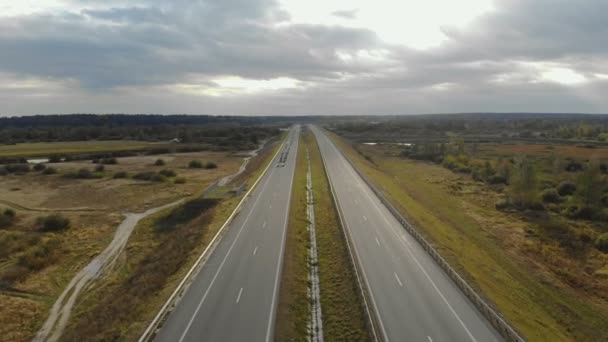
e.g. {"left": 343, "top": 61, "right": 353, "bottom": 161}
{"left": 0, "top": 149, "right": 251, "bottom": 341}
{"left": 331, "top": 132, "right": 608, "bottom": 341}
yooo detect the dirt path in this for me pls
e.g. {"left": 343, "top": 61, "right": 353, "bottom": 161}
{"left": 33, "top": 200, "right": 184, "bottom": 342}
{"left": 33, "top": 144, "right": 265, "bottom": 342}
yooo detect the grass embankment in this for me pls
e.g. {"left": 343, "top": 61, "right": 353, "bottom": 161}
{"left": 328, "top": 131, "right": 608, "bottom": 341}
{"left": 275, "top": 135, "right": 310, "bottom": 340}
{"left": 58, "top": 137, "right": 284, "bottom": 341}
{"left": 308, "top": 131, "right": 368, "bottom": 340}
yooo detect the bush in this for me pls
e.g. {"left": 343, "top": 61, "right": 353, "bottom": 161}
{"left": 133, "top": 172, "right": 165, "bottom": 182}
{"left": 33, "top": 163, "right": 46, "bottom": 171}
{"left": 557, "top": 181, "right": 577, "bottom": 196}
{"left": 189, "top": 160, "right": 203, "bottom": 168}
{"left": 174, "top": 177, "right": 187, "bottom": 184}
{"left": 563, "top": 205, "right": 597, "bottom": 220}
{"left": 101, "top": 158, "right": 118, "bottom": 165}
{"left": 159, "top": 169, "right": 177, "bottom": 177}
{"left": 113, "top": 171, "right": 128, "bottom": 179}
{"left": 595, "top": 233, "right": 608, "bottom": 252}
{"left": 488, "top": 175, "right": 507, "bottom": 184}
{"left": 42, "top": 167, "right": 57, "bottom": 175}
{"left": 154, "top": 159, "right": 165, "bottom": 166}
{"left": 565, "top": 160, "right": 583, "bottom": 172}
{"left": 0, "top": 166, "right": 7, "bottom": 176}
{"left": 541, "top": 188, "right": 561, "bottom": 203}
{"left": 5, "top": 164, "right": 30, "bottom": 173}
{"left": 38, "top": 214, "right": 70, "bottom": 232}
{"left": 205, "top": 162, "right": 218, "bottom": 169}
{"left": 538, "top": 217, "right": 578, "bottom": 248}
{"left": 95, "top": 164, "right": 105, "bottom": 172}
{"left": 3, "top": 208, "right": 16, "bottom": 218}
{"left": 48, "top": 155, "right": 62, "bottom": 163}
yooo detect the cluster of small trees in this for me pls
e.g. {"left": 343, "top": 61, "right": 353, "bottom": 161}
{"left": 188, "top": 160, "right": 217, "bottom": 169}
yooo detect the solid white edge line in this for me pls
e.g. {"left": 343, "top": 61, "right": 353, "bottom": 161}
{"left": 313, "top": 126, "right": 387, "bottom": 342}
{"left": 138, "top": 129, "right": 290, "bottom": 342}
{"left": 334, "top": 130, "right": 478, "bottom": 342}
{"left": 236, "top": 288, "right": 244, "bottom": 304}
{"left": 178, "top": 145, "right": 281, "bottom": 342}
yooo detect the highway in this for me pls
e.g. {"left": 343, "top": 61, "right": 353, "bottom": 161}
{"left": 312, "top": 126, "right": 503, "bottom": 342}
{"left": 154, "top": 126, "right": 299, "bottom": 342}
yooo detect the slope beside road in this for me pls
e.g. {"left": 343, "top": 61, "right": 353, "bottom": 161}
{"left": 312, "top": 126, "right": 503, "bottom": 342}
{"left": 153, "top": 126, "right": 300, "bottom": 342}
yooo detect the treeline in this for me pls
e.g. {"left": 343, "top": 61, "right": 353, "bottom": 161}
{"left": 0, "top": 114, "right": 282, "bottom": 147}
{"left": 331, "top": 113, "right": 608, "bottom": 142}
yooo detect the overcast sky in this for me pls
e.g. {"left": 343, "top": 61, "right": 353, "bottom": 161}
{"left": 1, "top": 0, "right": 607, "bottom": 116}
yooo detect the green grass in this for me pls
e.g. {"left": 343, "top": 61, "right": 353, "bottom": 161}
{"left": 307, "top": 131, "right": 368, "bottom": 341}
{"left": 328, "top": 131, "right": 608, "bottom": 341}
{"left": 275, "top": 135, "right": 310, "bottom": 341}
{"left": 0, "top": 140, "right": 158, "bottom": 158}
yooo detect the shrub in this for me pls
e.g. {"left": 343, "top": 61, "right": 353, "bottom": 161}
{"left": 3, "top": 208, "right": 16, "bottom": 218}
{"left": 42, "top": 167, "right": 57, "bottom": 175}
{"left": 113, "top": 171, "right": 128, "bottom": 179}
{"left": 205, "top": 162, "right": 218, "bottom": 169}
{"left": 595, "top": 233, "right": 608, "bottom": 252}
{"left": 154, "top": 159, "right": 165, "bottom": 166}
{"left": 5, "top": 164, "right": 30, "bottom": 173}
{"left": 48, "top": 155, "right": 62, "bottom": 163}
{"left": 488, "top": 175, "right": 507, "bottom": 184}
{"left": 159, "top": 169, "right": 177, "bottom": 177}
{"left": 541, "top": 188, "right": 561, "bottom": 203}
{"left": 174, "top": 177, "right": 187, "bottom": 184}
{"left": 0, "top": 166, "right": 7, "bottom": 176}
{"left": 538, "top": 217, "right": 578, "bottom": 248}
{"left": 133, "top": 172, "right": 165, "bottom": 182}
{"left": 38, "top": 214, "right": 70, "bottom": 232}
{"left": 101, "top": 157, "right": 118, "bottom": 165}
{"left": 189, "top": 160, "right": 203, "bottom": 168}
{"left": 33, "top": 163, "right": 46, "bottom": 171}
{"left": 95, "top": 164, "right": 105, "bottom": 172}
{"left": 565, "top": 160, "right": 583, "bottom": 172}
{"left": 557, "top": 181, "right": 577, "bottom": 196}
{"left": 563, "top": 205, "right": 597, "bottom": 220}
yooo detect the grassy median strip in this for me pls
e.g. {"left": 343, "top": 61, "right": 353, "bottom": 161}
{"left": 275, "top": 135, "right": 310, "bottom": 341}
{"left": 306, "top": 131, "right": 368, "bottom": 341}
{"left": 58, "top": 137, "right": 284, "bottom": 341}
{"left": 326, "top": 130, "right": 608, "bottom": 341}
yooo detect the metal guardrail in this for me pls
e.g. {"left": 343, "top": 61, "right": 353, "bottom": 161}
{"left": 328, "top": 131, "right": 525, "bottom": 342}
{"left": 314, "top": 130, "right": 383, "bottom": 342}
{"left": 138, "top": 135, "right": 288, "bottom": 342}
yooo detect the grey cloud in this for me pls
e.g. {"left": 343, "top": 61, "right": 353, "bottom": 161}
{"left": 1, "top": 0, "right": 608, "bottom": 115}
{"left": 331, "top": 9, "right": 358, "bottom": 20}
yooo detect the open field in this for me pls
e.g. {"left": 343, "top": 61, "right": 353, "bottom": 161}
{"left": 0, "top": 140, "right": 159, "bottom": 158}
{"left": 328, "top": 131, "right": 608, "bottom": 341}
{"left": 0, "top": 140, "right": 281, "bottom": 341}
{"left": 59, "top": 136, "right": 283, "bottom": 341}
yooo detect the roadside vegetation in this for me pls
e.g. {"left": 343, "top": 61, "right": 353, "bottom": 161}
{"left": 307, "top": 131, "right": 368, "bottom": 340}
{"left": 0, "top": 128, "right": 281, "bottom": 341}
{"left": 276, "top": 129, "right": 368, "bottom": 341}
{"left": 328, "top": 129, "right": 608, "bottom": 341}
{"left": 275, "top": 135, "right": 310, "bottom": 340}
{"left": 59, "top": 134, "right": 284, "bottom": 341}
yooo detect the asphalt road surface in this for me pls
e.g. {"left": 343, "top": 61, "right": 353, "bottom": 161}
{"left": 312, "top": 126, "right": 503, "bottom": 342}
{"left": 154, "top": 126, "right": 300, "bottom": 342}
